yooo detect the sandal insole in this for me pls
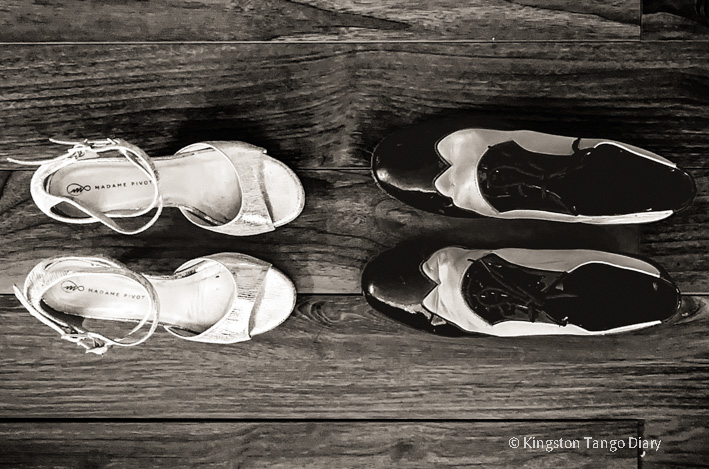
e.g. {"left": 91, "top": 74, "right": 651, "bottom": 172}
{"left": 41, "top": 260, "right": 297, "bottom": 338}
{"left": 42, "top": 261, "right": 234, "bottom": 334}
{"left": 48, "top": 149, "right": 241, "bottom": 223}
{"left": 46, "top": 148, "right": 304, "bottom": 227}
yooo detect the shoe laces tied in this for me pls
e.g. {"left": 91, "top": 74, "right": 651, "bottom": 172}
{"left": 482, "top": 138, "right": 593, "bottom": 216}
{"left": 469, "top": 258, "right": 570, "bottom": 326}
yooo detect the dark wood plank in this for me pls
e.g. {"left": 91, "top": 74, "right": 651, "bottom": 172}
{"left": 0, "top": 0, "right": 639, "bottom": 42}
{"left": 0, "top": 294, "right": 706, "bottom": 467}
{"left": 0, "top": 169, "right": 638, "bottom": 295}
{"left": 642, "top": 415, "right": 709, "bottom": 468}
{"left": 2, "top": 43, "right": 708, "bottom": 169}
{"left": 642, "top": 0, "right": 709, "bottom": 38}
{"left": 640, "top": 168, "right": 709, "bottom": 293}
{"left": 0, "top": 421, "right": 638, "bottom": 468}
{"left": 1, "top": 170, "right": 704, "bottom": 297}
{"left": 0, "top": 294, "right": 706, "bottom": 420}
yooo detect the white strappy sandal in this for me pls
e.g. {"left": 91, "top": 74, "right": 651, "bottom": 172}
{"left": 13, "top": 253, "right": 297, "bottom": 355}
{"left": 10, "top": 138, "right": 305, "bottom": 236}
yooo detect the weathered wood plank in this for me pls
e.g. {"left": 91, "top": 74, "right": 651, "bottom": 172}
{"left": 0, "top": 294, "right": 706, "bottom": 420}
{"left": 0, "top": 169, "right": 638, "bottom": 295}
{"left": 639, "top": 168, "right": 709, "bottom": 293}
{"left": 642, "top": 0, "right": 709, "bottom": 38}
{"left": 3, "top": 169, "right": 708, "bottom": 295}
{"left": 641, "top": 416, "right": 709, "bottom": 468}
{"left": 0, "top": 0, "right": 639, "bottom": 42}
{"left": 1, "top": 168, "right": 705, "bottom": 295}
{"left": 1, "top": 295, "right": 706, "bottom": 466}
{"left": 0, "top": 294, "right": 706, "bottom": 466}
{"left": 0, "top": 421, "right": 638, "bottom": 468}
{"left": 1, "top": 43, "right": 707, "bottom": 169}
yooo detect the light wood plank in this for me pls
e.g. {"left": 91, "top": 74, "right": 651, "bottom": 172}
{"left": 1, "top": 43, "right": 708, "bottom": 169}
{"left": 0, "top": 0, "right": 639, "bottom": 42}
{"left": 0, "top": 421, "right": 638, "bottom": 468}
{"left": 0, "top": 169, "right": 638, "bottom": 295}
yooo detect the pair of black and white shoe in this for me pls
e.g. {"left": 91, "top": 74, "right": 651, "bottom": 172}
{"left": 363, "top": 121, "right": 695, "bottom": 337}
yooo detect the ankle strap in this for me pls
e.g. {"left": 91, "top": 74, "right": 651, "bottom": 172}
{"left": 9, "top": 138, "right": 164, "bottom": 235}
{"left": 13, "top": 256, "right": 160, "bottom": 355}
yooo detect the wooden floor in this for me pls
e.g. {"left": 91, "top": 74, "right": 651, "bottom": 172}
{"left": 0, "top": 1, "right": 708, "bottom": 467}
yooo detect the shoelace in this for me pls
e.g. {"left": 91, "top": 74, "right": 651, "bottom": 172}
{"left": 468, "top": 257, "right": 572, "bottom": 326}
{"left": 481, "top": 138, "right": 594, "bottom": 216}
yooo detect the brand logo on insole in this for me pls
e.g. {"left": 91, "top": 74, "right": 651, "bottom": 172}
{"left": 66, "top": 183, "right": 91, "bottom": 195}
{"left": 87, "top": 288, "right": 145, "bottom": 300}
{"left": 67, "top": 181, "right": 153, "bottom": 193}
{"left": 61, "top": 281, "right": 85, "bottom": 293}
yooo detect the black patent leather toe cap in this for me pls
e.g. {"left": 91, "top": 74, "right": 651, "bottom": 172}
{"left": 372, "top": 119, "right": 486, "bottom": 217}
{"left": 646, "top": 256, "right": 683, "bottom": 322}
{"left": 362, "top": 241, "right": 469, "bottom": 336}
{"left": 668, "top": 167, "right": 697, "bottom": 214}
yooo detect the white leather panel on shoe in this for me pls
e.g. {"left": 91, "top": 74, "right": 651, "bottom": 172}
{"left": 434, "top": 129, "right": 582, "bottom": 217}
{"left": 421, "top": 247, "right": 662, "bottom": 337}
{"left": 434, "top": 129, "right": 677, "bottom": 224}
{"left": 491, "top": 248, "right": 661, "bottom": 277}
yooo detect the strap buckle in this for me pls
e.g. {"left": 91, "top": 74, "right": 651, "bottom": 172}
{"left": 49, "top": 137, "right": 121, "bottom": 157}
{"left": 12, "top": 283, "right": 111, "bottom": 355}
{"left": 7, "top": 137, "right": 123, "bottom": 166}
{"left": 61, "top": 331, "right": 109, "bottom": 355}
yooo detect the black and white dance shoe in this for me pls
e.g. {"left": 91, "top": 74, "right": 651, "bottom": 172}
{"left": 362, "top": 242, "right": 681, "bottom": 336}
{"left": 372, "top": 122, "right": 695, "bottom": 224}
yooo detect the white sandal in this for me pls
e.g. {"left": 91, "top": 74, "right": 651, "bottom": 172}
{"left": 10, "top": 138, "right": 305, "bottom": 235}
{"left": 13, "top": 253, "right": 297, "bottom": 355}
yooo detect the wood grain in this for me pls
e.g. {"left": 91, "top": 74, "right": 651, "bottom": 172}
{"left": 1, "top": 43, "right": 708, "bottom": 169}
{"left": 0, "top": 421, "right": 638, "bottom": 468}
{"left": 0, "top": 294, "right": 706, "bottom": 466}
{"left": 643, "top": 0, "right": 709, "bottom": 38}
{"left": 2, "top": 293, "right": 704, "bottom": 418}
{"left": 0, "top": 169, "right": 639, "bottom": 295}
{"left": 3, "top": 167, "right": 708, "bottom": 295}
{"left": 0, "top": 13, "right": 707, "bottom": 469}
{"left": 0, "top": 0, "right": 639, "bottom": 42}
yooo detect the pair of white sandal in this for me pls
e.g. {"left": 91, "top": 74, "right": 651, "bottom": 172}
{"left": 12, "top": 138, "right": 305, "bottom": 355}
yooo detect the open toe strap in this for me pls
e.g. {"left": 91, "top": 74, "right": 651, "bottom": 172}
{"left": 13, "top": 256, "right": 160, "bottom": 355}
{"left": 177, "top": 141, "right": 276, "bottom": 236}
{"left": 10, "top": 138, "right": 164, "bottom": 235}
{"left": 164, "top": 253, "right": 272, "bottom": 344}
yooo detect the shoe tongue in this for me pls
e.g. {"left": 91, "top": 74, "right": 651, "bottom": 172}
{"left": 479, "top": 140, "right": 582, "bottom": 215}
{"left": 461, "top": 254, "right": 569, "bottom": 326}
